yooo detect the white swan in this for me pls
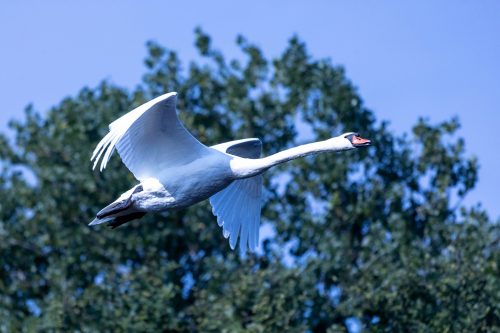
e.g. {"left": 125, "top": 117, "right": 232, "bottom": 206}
{"left": 89, "top": 92, "right": 371, "bottom": 252}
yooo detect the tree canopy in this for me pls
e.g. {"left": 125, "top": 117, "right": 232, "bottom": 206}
{"left": 0, "top": 28, "right": 498, "bottom": 332}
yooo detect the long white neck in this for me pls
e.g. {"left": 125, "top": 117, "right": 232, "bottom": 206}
{"left": 230, "top": 136, "right": 352, "bottom": 178}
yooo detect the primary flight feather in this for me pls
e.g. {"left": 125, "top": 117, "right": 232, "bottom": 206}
{"left": 89, "top": 92, "right": 371, "bottom": 252}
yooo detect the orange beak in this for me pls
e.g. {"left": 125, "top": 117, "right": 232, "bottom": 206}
{"left": 352, "top": 135, "right": 371, "bottom": 147}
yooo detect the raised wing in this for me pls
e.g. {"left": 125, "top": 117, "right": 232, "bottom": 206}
{"left": 91, "top": 92, "right": 209, "bottom": 180}
{"left": 210, "top": 138, "right": 263, "bottom": 252}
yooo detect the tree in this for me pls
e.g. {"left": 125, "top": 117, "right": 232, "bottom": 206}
{"left": 0, "top": 28, "right": 498, "bottom": 332}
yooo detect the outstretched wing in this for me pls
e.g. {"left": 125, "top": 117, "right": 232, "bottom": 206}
{"left": 91, "top": 92, "right": 209, "bottom": 180}
{"left": 210, "top": 138, "right": 263, "bottom": 252}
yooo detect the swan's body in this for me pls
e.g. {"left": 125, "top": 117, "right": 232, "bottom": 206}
{"left": 89, "top": 92, "right": 371, "bottom": 252}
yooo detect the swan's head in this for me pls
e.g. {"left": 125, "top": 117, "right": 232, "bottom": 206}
{"left": 339, "top": 132, "right": 372, "bottom": 149}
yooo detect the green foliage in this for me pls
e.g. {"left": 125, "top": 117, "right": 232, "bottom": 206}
{"left": 0, "top": 29, "right": 498, "bottom": 332}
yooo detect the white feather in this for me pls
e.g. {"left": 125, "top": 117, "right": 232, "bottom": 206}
{"left": 91, "top": 92, "right": 208, "bottom": 181}
{"left": 209, "top": 175, "right": 262, "bottom": 252}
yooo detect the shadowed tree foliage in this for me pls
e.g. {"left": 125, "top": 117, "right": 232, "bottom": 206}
{"left": 0, "top": 28, "right": 498, "bottom": 332}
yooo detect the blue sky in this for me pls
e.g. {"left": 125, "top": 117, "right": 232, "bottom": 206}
{"left": 1, "top": 1, "right": 499, "bottom": 218}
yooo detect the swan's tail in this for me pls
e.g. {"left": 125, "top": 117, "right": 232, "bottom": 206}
{"left": 89, "top": 184, "right": 145, "bottom": 229}
{"left": 89, "top": 216, "right": 114, "bottom": 226}
{"left": 89, "top": 212, "right": 146, "bottom": 229}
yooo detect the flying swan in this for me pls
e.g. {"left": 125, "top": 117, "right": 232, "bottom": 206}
{"left": 89, "top": 92, "right": 371, "bottom": 252}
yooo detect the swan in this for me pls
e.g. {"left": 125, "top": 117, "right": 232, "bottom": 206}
{"left": 89, "top": 92, "right": 371, "bottom": 252}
